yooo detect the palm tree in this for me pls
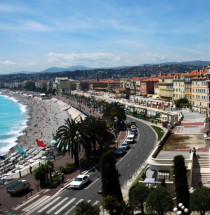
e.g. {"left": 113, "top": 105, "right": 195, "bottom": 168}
{"left": 80, "top": 116, "right": 115, "bottom": 157}
{"left": 75, "top": 200, "right": 99, "bottom": 215}
{"left": 102, "top": 102, "right": 126, "bottom": 129}
{"left": 55, "top": 118, "right": 81, "bottom": 167}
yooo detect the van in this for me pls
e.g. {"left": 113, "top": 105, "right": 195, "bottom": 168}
{"left": 7, "top": 179, "right": 30, "bottom": 196}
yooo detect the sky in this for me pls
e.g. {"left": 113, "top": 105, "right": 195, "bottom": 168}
{"left": 1, "top": 0, "right": 210, "bottom": 74}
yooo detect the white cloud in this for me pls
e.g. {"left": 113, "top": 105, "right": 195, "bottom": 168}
{"left": 0, "top": 20, "right": 50, "bottom": 31}
{"left": 0, "top": 60, "right": 35, "bottom": 66}
{"left": 0, "top": 60, "right": 17, "bottom": 66}
{"left": 47, "top": 51, "right": 185, "bottom": 68}
{"left": 22, "top": 21, "right": 50, "bottom": 31}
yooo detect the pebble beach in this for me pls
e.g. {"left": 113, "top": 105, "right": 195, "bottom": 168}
{"left": 1, "top": 91, "right": 70, "bottom": 155}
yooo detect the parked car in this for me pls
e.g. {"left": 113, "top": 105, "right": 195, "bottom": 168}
{"left": 70, "top": 174, "right": 90, "bottom": 189}
{"left": 7, "top": 179, "right": 30, "bottom": 196}
{"left": 121, "top": 142, "right": 129, "bottom": 150}
{"left": 126, "top": 134, "right": 134, "bottom": 143}
{"left": 115, "top": 147, "right": 126, "bottom": 156}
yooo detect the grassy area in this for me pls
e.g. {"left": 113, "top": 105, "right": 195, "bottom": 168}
{"left": 151, "top": 125, "right": 164, "bottom": 141}
{"left": 129, "top": 168, "right": 146, "bottom": 190}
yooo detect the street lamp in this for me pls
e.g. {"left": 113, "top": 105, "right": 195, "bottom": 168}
{"left": 173, "top": 203, "right": 189, "bottom": 214}
{"left": 114, "top": 116, "right": 118, "bottom": 138}
{"left": 74, "top": 131, "right": 82, "bottom": 174}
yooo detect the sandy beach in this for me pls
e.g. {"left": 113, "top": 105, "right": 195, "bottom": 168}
{"left": 1, "top": 91, "right": 70, "bottom": 155}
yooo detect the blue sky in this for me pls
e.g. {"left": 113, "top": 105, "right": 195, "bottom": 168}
{"left": 1, "top": 0, "right": 210, "bottom": 74}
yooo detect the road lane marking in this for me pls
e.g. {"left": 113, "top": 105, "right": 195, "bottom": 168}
{"left": 46, "top": 197, "right": 69, "bottom": 214}
{"left": 22, "top": 195, "right": 50, "bottom": 212}
{"left": 84, "top": 178, "right": 99, "bottom": 189}
{"left": 54, "top": 198, "right": 76, "bottom": 215}
{"left": 64, "top": 199, "right": 84, "bottom": 215}
{"left": 37, "top": 196, "right": 61, "bottom": 213}
{"left": 14, "top": 194, "right": 40, "bottom": 210}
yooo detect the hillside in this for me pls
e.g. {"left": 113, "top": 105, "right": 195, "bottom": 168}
{"left": 0, "top": 64, "right": 202, "bottom": 83}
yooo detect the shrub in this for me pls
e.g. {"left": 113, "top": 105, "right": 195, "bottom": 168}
{"left": 62, "top": 163, "right": 75, "bottom": 174}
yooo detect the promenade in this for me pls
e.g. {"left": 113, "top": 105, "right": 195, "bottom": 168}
{"left": 0, "top": 95, "right": 127, "bottom": 214}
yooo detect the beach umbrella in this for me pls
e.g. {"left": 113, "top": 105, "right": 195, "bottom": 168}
{"left": 51, "top": 139, "right": 57, "bottom": 144}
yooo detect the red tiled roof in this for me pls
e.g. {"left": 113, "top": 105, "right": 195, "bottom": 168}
{"left": 185, "top": 69, "right": 208, "bottom": 77}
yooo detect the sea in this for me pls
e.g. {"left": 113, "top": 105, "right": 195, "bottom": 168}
{"left": 0, "top": 93, "right": 28, "bottom": 155}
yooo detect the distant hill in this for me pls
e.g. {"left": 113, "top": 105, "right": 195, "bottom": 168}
{"left": 0, "top": 61, "right": 207, "bottom": 83}
{"left": 40, "top": 66, "right": 91, "bottom": 73}
{"left": 159, "top": 60, "right": 210, "bottom": 66}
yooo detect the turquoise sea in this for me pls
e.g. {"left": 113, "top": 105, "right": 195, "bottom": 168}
{"left": 0, "top": 93, "right": 28, "bottom": 155}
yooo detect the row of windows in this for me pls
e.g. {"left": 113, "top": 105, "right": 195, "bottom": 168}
{"left": 192, "top": 89, "right": 206, "bottom": 93}
{"left": 174, "top": 82, "right": 184, "bottom": 86}
{"left": 174, "top": 89, "right": 184, "bottom": 92}
{"left": 192, "top": 81, "right": 207, "bottom": 86}
{"left": 192, "top": 95, "right": 206, "bottom": 100}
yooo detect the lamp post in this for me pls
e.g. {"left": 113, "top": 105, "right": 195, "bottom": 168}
{"left": 173, "top": 203, "right": 189, "bottom": 215}
{"left": 114, "top": 116, "right": 118, "bottom": 137}
{"left": 74, "top": 131, "right": 82, "bottom": 174}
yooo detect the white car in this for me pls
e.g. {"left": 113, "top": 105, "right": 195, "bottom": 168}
{"left": 70, "top": 174, "right": 90, "bottom": 189}
{"left": 126, "top": 134, "right": 134, "bottom": 143}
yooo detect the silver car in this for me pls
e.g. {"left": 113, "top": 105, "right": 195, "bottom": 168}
{"left": 70, "top": 174, "right": 90, "bottom": 189}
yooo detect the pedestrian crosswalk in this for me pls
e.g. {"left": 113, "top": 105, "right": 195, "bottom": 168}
{"left": 14, "top": 195, "right": 101, "bottom": 215}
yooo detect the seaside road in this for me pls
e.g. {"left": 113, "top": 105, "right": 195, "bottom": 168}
{"left": 17, "top": 117, "right": 157, "bottom": 215}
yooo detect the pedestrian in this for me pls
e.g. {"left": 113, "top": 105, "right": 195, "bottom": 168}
{"left": 193, "top": 147, "right": 196, "bottom": 157}
{"left": 198, "top": 181, "right": 202, "bottom": 189}
{"left": 61, "top": 173, "right": 65, "bottom": 183}
{"left": 29, "top": 165, "right": 32, "bottom": 174}
{"left": 19, "top": 170, "right": 22, "bottom": 178}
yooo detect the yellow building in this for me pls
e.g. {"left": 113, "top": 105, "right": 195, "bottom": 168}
{"left": 158, "top": 73, "right": 177, "bottom": 100}
{"left": 192, "top": 76, "right": 208, "bottom": 113}
{"left": 184, "top": 69, "right": 208, "bottom": 108}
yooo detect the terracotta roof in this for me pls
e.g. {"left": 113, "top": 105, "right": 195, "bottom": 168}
{"left": 132, "top": 77, "right": 144, "bottom": 81}
{"left": 142, "top": 77, "right": 159, "bottom": 82}
{"left": 185, "top": 69, "right": 208, "bottom": 77}
{"left": 159, "top": 73, "right": 180, "bottom": 78}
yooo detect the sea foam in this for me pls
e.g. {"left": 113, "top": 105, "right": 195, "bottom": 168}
{"left": 0, "top": 95, "right": 29, "bottom": 155}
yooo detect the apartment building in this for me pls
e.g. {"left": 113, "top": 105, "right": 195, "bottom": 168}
{"left": 140, "top": 77, "right": 159, "bottom": 96}
{"left": 120, "top": 78, "right": 136, "bottom": 94}
{"left": 54, "top": 77, "right": 76, "bottom": 94}
{"left": 158, "top": 74, "right": 177, "bottom": 100}
{"left": 133, "top": 77, "right": 144, "bottom": 95}
{"left": 192, "top": 76, "right": 208, "bottom": 113}
{"left": 173, "top": 74, "right": 185, "bottom": 100}
{"left": 89, "top": 80, "right": 108, "bottom": 91}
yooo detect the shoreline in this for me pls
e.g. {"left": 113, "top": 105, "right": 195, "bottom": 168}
{"left": 1, "top": 91, "right": 69, "bottom": 157}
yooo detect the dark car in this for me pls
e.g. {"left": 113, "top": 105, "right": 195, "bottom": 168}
{"left": 115, "top": 148, "right": 126, "bottom": 156}
{"left": 120, "top": 142, "right": 129, "bottom": 150}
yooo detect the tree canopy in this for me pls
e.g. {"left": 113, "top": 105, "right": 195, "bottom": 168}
{"left": 146, "top": 186, "right": 173, "bottom": 215}
{"left": 75, "top": 200, "right": 100, "bottom": 215}
{"left": 190, "top": 186, "right": 210, "bottom": 215}
{"left": 173, "top": 155, "right": 190, "bottom": 209}
{"left": 129, "top": 183, "right": 150, "bottom": 214}
{"left": 100, "top": 150, "right": 122, "bottom": 201}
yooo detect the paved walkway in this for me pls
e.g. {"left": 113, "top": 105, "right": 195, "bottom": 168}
{"left": 173, "top": 110, "right": 205, "bottom": 134}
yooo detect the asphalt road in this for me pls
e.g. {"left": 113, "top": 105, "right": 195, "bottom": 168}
{"left": 22, "top": 116, "right": 156, "bottom": 215}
